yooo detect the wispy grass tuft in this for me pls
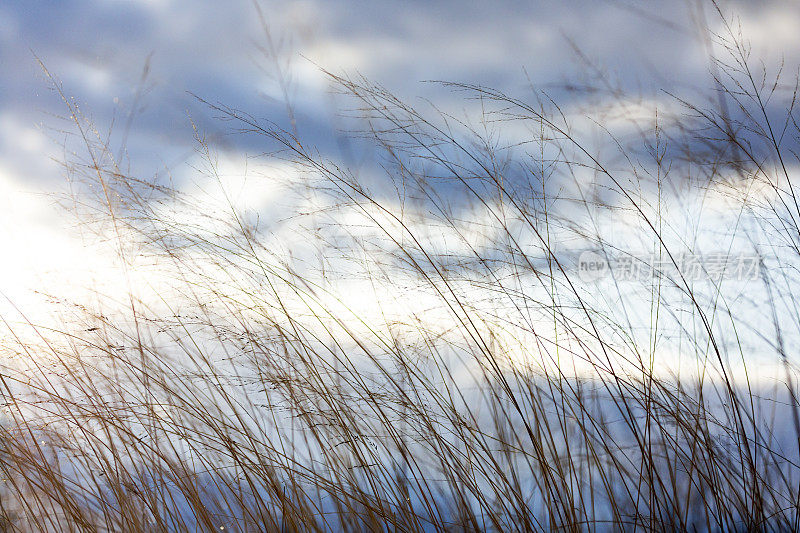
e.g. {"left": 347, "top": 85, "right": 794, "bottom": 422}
{"left": 2, "top": 5, "right": 800, "bottom": 531}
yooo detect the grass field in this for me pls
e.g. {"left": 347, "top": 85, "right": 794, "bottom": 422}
{"left": 1, "top": 4, "right": 800, "bottom": 531}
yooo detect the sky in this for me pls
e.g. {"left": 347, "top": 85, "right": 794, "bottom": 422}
{"left": 2, "top": 0, "right": 800, "bottom": 377}
{"left": 5, "top": 0, "right": 797, "bottom": 179}
{"left": 2, "top": 1, "right": 797, "bottom": 183}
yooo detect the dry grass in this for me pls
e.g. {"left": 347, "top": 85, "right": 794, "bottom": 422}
{"left": 1, "top": 5, "right": 800, "bottom": 531}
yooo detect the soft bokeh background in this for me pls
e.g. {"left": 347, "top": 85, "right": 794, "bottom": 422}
{"left": 2, "top": 0, "right": 800, "bottom": 369}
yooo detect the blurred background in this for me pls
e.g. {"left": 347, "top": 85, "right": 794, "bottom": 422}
{"left": 2, "top": 0, "right": 800, "bottom": 361}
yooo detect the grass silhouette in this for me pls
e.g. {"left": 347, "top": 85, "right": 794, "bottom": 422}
{"left": 1, "top": 4, "right": 800, "bottom": 531}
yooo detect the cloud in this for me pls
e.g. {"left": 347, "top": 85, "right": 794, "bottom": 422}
{"left": 2, "top": 0, "right": 800, "bottom": 371}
